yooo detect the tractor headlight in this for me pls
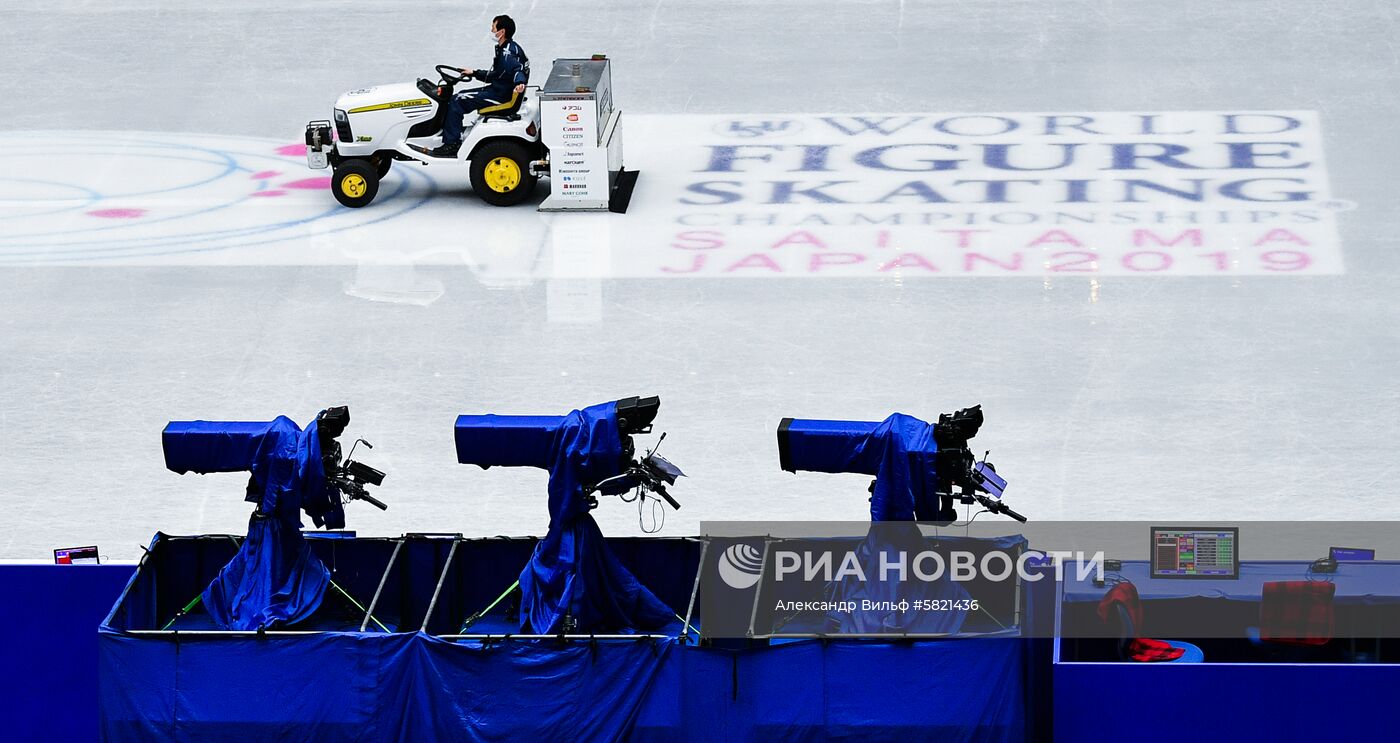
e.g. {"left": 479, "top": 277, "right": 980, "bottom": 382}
{"left": 333, "top": 109, "right": 352, "bottom": 142}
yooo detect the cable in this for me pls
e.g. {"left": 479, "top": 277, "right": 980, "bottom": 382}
{"left": 460, "top": 579, "right": 521, "bottom": 633}
{"left": 956, "top": 509, "right": 990, "bottom": 528}
{"left": 1306, "top": 559, "right": 1336, "bottom": 582}
{"left": 638, "top": 491, "right": 665, "bottom": 534}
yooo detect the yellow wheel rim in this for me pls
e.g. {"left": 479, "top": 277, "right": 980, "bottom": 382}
{"left": 341, "top": 173, "right": 368, "bottom": 198}
{"left": 484, "top": 157, "right": 521, "bottom": 193}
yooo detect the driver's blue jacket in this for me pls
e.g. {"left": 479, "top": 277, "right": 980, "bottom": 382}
{"left": 472, "top": 39, "right": 529, "bottom": 101}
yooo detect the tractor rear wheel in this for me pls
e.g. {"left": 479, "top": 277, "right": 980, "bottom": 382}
{"left": 470, "top": 140, "right": 537, "bottom": 206}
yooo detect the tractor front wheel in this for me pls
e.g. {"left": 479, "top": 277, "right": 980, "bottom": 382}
{"left": 332, "top": 159, "right": 379, "bottom": 208}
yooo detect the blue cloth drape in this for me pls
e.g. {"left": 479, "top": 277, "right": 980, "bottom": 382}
{"left": 165, "top": 415, "right": 340, "bottom": 629}
{"left": 518, "top": 402, "right": 675, "bottom": 633}
{"left": 99, "top": 632, "right": 674, "bottom": 742}
{"left": 203, "top": 416, "right": 334, "bottom": 629}
{"left": 783, "top": 413, "right": 944, "bottom": 521}
{"left": 824, "top": 521, "right": 973, "bottom": 633}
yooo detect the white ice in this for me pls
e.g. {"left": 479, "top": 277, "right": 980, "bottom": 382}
{"left": 2, "top": 1, "right": 1398, "bottom": 561}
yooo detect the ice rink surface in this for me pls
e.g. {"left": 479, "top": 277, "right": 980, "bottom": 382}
{"left": 2, "top": 1, "right": 1399, "bottom": 560}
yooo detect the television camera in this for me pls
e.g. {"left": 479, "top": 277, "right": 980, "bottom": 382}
{"left": 931, "top": 406, "right": 1023, "bottom": 523}
{"left": 455, "top": 396, "right": 685, "bottom": 517}
{"left": 778, "top": 405, "right": 1025, "bottom": 524}
{"left": 315, "top": 406, "right": 389, "bottom": 512}
{"left": 454, "top": 396, "right": 684, "bottom": 632}
{"left": 587, "top": 397, "right": 684, "bottom": 512}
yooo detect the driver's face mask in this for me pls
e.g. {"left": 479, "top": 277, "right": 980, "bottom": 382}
{"left": 488, "top": 30, "right": 500, "bottom": 46}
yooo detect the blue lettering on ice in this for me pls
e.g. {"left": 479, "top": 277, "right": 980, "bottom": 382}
{"left": 854, "top": 144, "right": 962, "bottom": 172}
{"left": 1226, "top": 142, "right": 1308, "bottom": 169}
{"left": 680, "top": 181, "right": 744, "bottom": 205}
{"left": 721, "top": 120, "right": 799, "bottom": 137}
{"left": 932, "top": 116, "right": 1019, "bottom": 136}
{"left": 1121, "top": 179, "right": 1208, "bottom": 202}
{"left": 1222, "top": 114, "right": 1302, "bottom": 135}
{"left": 1218, "top": 178, "right": 1312, "bottom": 202}
{"left": 700, "top": 145, "right": 783, "bottom": 172}
{"left": 818, "top": 116, "right": 924, "bottom": 136}
{"left": 766, "top": 181, "right": 852, "bottom": 204}
{"left": 1108, "top": 144, "right": 1203, "bottom": 170}
{"left": 982, "top": 143, "right": 1082, "bottom": 171}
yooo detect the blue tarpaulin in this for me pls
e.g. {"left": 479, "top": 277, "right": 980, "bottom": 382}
{"left": 96, "top": 533, "right": 1041, "bottom": 741}
{"left": 632, "top": 640, "right": 1029, "bottom": 742}
{"left": 456, "top": 402, "right": 675, "bottom": 633}
{"left": 99, "top": 632, "right": 673, "bottom": 741}
{"left": 454, "top": 414, "right": 563, "bottom": 470}
{"left": 780, "top": 413, "right": 945, "bottom": 521}
{"left": 823, "top": 527, "right": 1032, "bottom": 634}
{"left": 162, "top": 415, "right": 341, "bottom": 629}
{"left": 98, "top": 631, "right": 1032, "bottom": 742}
{"left": 163, "top": 421, "right": 279, "bottom": 475}
{"left": 735, "top": 529, "right": 1029, "bottom": 636}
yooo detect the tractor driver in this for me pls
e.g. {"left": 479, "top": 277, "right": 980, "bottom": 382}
{"left": 428, "top": 14, "right": 529, "bottom": 158}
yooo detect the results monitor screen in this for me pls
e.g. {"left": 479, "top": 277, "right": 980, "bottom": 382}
{"left": 1150, "top": 527, "right": 1238, "bottom": 579}
{"left": 1329, "top": 546, "right": 1375, "bottom": 561}
{"left": 54, "top": 545, "right": 100, "bottom": 565}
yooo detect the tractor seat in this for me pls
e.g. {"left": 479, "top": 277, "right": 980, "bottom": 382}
{"left": 479, "top": 88, "right": 526, "bottom": 122}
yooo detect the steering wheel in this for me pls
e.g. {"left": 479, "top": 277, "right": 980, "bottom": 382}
{"left": 435, "top": 65, "right": 471, "bottom": 84}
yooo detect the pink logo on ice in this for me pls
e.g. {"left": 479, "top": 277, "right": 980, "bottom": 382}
{"left": 87, "top": 208, "right": 146, "bottom": 219}
{"left": 281, "top": 178, "right": 332, "bottom": 190}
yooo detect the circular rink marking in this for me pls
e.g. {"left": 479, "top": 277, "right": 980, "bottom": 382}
{"left": 0, "top": 131, "right": 440, "bottom": 263}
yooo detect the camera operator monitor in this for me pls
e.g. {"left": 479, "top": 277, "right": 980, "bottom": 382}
{"left": 1330, "top": 546, "right": 1375, "bottom": 561}
{"left": 1150, "top": 527, "right": 1238, "bottom": 579}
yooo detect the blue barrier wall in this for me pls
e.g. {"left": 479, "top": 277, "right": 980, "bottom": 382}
{"left": 632, "top": 639, "right": 1029, "bottom": 741}
{"left": 0, "top": 565, "right": 135, "bottom": 742}
{"left": 95, "top": 535, "right": 1040, "bottom": 741}
{"left": 22, "top": 555, "right": 1399, "bottom": 741}
{"left": 5, "top": 540, "right": 1056, "bottom": 741}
